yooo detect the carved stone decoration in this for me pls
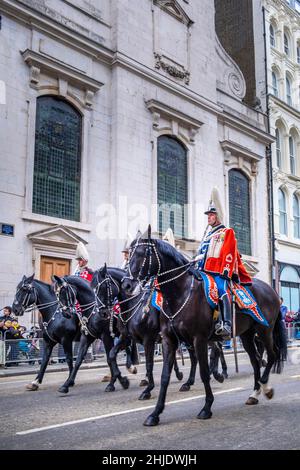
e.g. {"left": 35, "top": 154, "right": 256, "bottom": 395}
{"left": 154, "top": 53, "right": 190, "bottom": 84}
{"left": 85, "top": 90, "right": 94, "bottom": 108}
{"left": 30, "top": 65, "right": 40, "bottom": 87}
{"left": 215, "top": 35, "right": 246, "bottom": 101}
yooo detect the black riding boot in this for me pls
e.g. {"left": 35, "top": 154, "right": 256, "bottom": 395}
{"left": 215, "top": 296, "right": 232, "bottom": 340}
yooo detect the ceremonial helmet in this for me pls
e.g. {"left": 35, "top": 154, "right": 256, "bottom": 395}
{"left": 204, "top": 187, "right": 224, "bottom": 223}
{"left": 75, "top": 242, "right": 89, "bottom": 262}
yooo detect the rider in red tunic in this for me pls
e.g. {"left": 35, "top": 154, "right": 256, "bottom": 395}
{"left": 194, "top": 188, "right": 252, "bottom": 339}
{"left": 74, "top": 242, "right": 93, "bottom": 282}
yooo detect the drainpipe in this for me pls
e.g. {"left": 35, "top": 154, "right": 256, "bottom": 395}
{"left": 262, "top": 5, "right": 276, "bottom": 290}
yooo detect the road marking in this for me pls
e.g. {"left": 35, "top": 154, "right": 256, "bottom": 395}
{"left": 16, "top": 387, "right": 243, "bottom": 435}
{"left": 290, "top": 375, "right": 300, "bottom": 379}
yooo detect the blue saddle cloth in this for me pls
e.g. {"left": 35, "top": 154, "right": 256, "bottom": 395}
{"left": 196, "top": 272, "right": 269, "bottom": 327}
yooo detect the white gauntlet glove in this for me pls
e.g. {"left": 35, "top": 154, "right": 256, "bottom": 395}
{"left": 194, "top": 253, "right": 205, "bottom": 262}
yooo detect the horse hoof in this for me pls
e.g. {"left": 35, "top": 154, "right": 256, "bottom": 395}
{"left": 139, "top": 392, "right": 151, "bottom": 400}
{"left": 223, "top": 372, "right": 228, "bottom": 379}
{"left": 176, "top": 372, "right": 183, "bottom": 381}
{"left": 26, "top": 383, "right": 39, "bottom": 391}
{"left": 197, "top": 410, "right": 212, "bottom": 420}
{"left": 120, "top": 377, "right": 130, "bottom": 389}
{"left": 214, "top": 373, "right": 224, "bottom": 384}
{"left": 245, "top": 397, "right": 259, "bottom": 405}
{"left": 58, "top": 386, "right": 69, "bottom": 394}
{"left": 139, "top": 379, "right": 149, "bottom": 387}
{"left": 69, "top": 381, "right": 75, "bottom": 387}
{"left": 127, "top": 366, "right": 137, "bottom": 375}
{"left": 179, "top": 383, "right": 191, "bottom": 392}
{"left": 144, "top": 415, "right": 159, "bottom": 426}
{"left": 105, "top": 383, "right": 115, "bottom": 392}
{"left": 265, "top": 388, "right": 274, "bottom": 400}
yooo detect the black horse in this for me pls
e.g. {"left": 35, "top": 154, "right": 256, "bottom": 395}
{"left": 12, "top": 274, "right": 80, "bottom": 391}
{"left": 92, "top": 265, "right": 198, "bottom": 400}
{"left": 53, "top": 275, "right": 134, "bottom": 394}
{"left": 122, "top": 227, "right": 287, "bottom": 426}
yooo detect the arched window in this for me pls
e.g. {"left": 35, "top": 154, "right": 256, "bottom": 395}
{"left": 284, "top": 33, "right": 290, "bottom": 56}
{"left": 293, "top": 193, "right": 300, "bottom": 238}
{"left": 280, "top": 265, "right": 300, "bottom": 312}
{"left": 275, "top": 128, "right": 282, "bottom": 168}
{"left": 157, "top": 135, "right": 188, "bottom": 238}
{"left": 32, "top": 96, "right": 82, "bottom": 221}
{"left": 286, "top": 75, "right": 292, "bottom": 105}
{"left": 228, "top": 169, "right": 251, "bottom": 255}
{"left": 289, "top": 135, "right": 296, "bottom": 175}
{"left": 278, "top": 188, "right": 287, "bottom": 235}
{"left": 272, "top": 71, "right": 278, "bottom": 97}
{"left": 270, "top": 24, "right": 276, "bottom": 47}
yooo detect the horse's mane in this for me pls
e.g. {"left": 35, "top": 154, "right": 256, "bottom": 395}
{"left": 33, "top": 279, "right": 54, "bottom": 294}
{"left": 64, "top": 275, "right": 93, "bottom": 291}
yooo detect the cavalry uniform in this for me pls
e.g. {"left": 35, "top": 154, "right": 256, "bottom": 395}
{"left": 196, "top": 188, "right": 252, "bottom": 338}
{"left": 73, "top": 242, "right": 94, "bottom": 282}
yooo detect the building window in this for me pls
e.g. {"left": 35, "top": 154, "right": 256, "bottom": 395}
{"left": 293, "top": 193, "right": 300, "bottom": 238}
{"left": 284, "top": 33, "right": 290, "bottom": 56}
{"left": 280, "top": 265, "right": 300, "bottom": 312}
{"left": 289, "top": 135, "right": 296, "bottom": 175}
{"left": 229, "top": 169, "right": 251, "bottom": 256}
{"left": 272, "top": 71, "right": 278, "bottom": 97}
{"left": 270, "top": 24, "right": 276, "bottom": 47}
{"left": 275, "top": 128, "right": 282, "bottom": 168}
{"left": 286, "top": 76, "right": 292, "bottom": 106}
{"left": 32, "top": 96, "right": 82, "bottom": 221}
{"left": 157, "top": 135, "right": 188, "bottom": 238}
{"left": 279, "top": 188, "right": 287, "bottom": 235}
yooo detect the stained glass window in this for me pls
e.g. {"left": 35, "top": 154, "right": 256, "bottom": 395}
{"left": 229, "top": 169, "right": 251, "bottom": 255}
{"left": 157, "top": 136, "right": 188, "bottom": 238}
{"left": 32, "top": 96, "right": 81, "bottom": 221}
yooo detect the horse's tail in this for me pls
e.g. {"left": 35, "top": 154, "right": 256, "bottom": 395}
{"left": 272, "top": 312, "right": 287, "bottom": 374}
{"left": 130, "top": 338, "right": 139, "bottom": 366}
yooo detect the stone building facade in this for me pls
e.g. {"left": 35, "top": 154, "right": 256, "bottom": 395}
{"left": 0, "top": 0, "right": 272, "bottom": 327}
{"left": 264, "top": 0, "right": 300, "bottom": 312}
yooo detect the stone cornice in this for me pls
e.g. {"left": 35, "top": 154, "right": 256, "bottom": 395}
{"left": 22, "top": 48, "right": 104, "bottom": 94}
{"left": 269, "top": 94, "right": 300, "bottom": 119}
{"left": 218, "top": 110, "right": 274, "bottom": 145}
{"left": 153, "top": 0, "right": 193, "bottom": 27}
{"left": 0, "top": 0, "right": 114, "bottom": 63}
{"left": 146, "top": 99, "right": 203, "bottom": 129}
{"left": 220, "top": 140, "right": 263, "bottom": 163}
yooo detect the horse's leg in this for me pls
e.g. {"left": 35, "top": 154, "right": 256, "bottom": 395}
{"left": 104, "top": 334, "right": 129, "bottom": 392}
{"left": 209, "top": 343, "right": 224, "bottom": 384}
{"left": 173, "top": 355, "right": 183, "bottom": 381}
{"left": 125, "top": 339, "right": 138, "bottom": 375}
{"left": 179, "top": 347, "right": 197, "bottom": 392}
{"left": 144, "top": 335, "right": 177, "bottom": 426}
{"left": 58, "top": 334, "right": 94, "bottom": 394}
{"left": 195, "top": 338, "right": 214, "bottom": 419}
{"left": 139, "top": 337, "right": 155, "bottom": 400}
{"left": 257, "top": 330, "right": 276, "bottom": 400}
{"left": 26, "top": 340, "right": 55, "bottom": 391}
{"left": 219, "top": 342, "right": 228, "bottom": 379}
{"left": 240, "top": 331, "right": 262, "bottom": 405}
{"left": 61, "top": 338, "right": 74, "bottom": 384}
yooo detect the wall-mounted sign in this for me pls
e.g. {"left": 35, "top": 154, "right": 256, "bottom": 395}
{"left": 1, "top": 223, "right": 14, "bottom": 237}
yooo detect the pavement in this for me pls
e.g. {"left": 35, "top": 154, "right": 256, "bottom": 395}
{"left": 1, "top": 340, "right": 299, "bottom": 377}
{"left": 1, "top": 349, "right": 300, "bottom": 450}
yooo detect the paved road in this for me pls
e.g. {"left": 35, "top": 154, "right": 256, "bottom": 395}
{"left": 1, "top": 349, "right": 300, "bottom": 450}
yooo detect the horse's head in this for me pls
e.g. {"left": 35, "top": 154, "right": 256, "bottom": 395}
{"left": 121, "top": 225, "right": 160, "bottom": 295}
{"left": 12, "top": 274, "right": 36, "bottom": 316}
{"left": 92, "top": 264, "right": 120, "bottom": 318}
{"left": 52, "top": 275, "right": 76, "bottom": 319}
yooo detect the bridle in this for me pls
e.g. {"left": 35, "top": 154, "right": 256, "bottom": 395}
{"left": 54, "top": 277, "right": 101, "bottom": 337}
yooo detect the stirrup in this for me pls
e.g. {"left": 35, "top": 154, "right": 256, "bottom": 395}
{"left": 215, "top": 322, "right": 231, "bottom": 339}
